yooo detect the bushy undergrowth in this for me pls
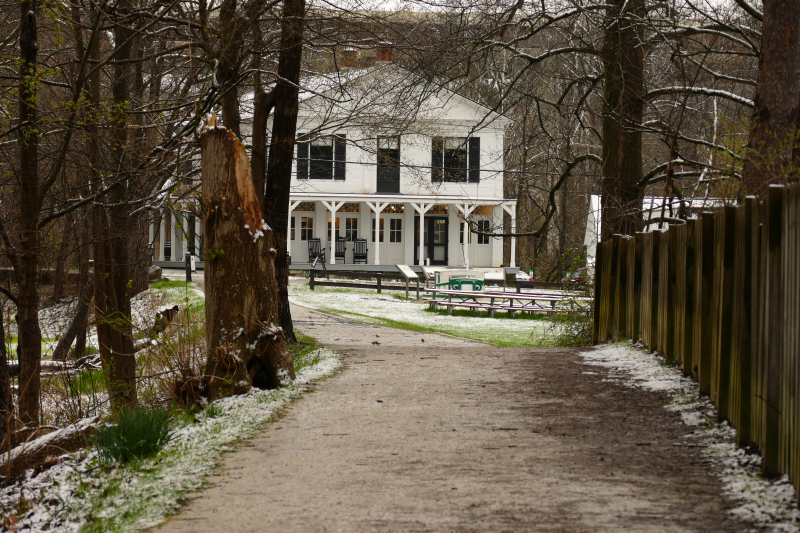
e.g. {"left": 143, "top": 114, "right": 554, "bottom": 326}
{"left": 91, "top": 407, "right": 173, "bottom": 464}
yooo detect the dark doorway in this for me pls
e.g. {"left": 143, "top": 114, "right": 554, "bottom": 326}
{"left": 414, "top": 216, "right": 448, "bottom": 265}
{"left": 377, "top": 136, "right": 400, "bottom": 193}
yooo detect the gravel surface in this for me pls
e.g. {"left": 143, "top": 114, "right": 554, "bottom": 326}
{"left": 157, "top": 304, "right": 747, "bottom": 533}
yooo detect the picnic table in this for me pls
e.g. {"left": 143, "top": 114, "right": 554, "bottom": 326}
{"left": 422, "top": 288, "right": 592, "bottom": 317}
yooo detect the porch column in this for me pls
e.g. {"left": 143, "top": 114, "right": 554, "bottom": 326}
{"left": 321, "top": 200, "right": 345, "bottom": 264}
{"left": 288, "top": 200, "right": 301, "bottom": 261}
{"left": 366, "top": 201, "right": 389, "bottom": 265}
{"left": 502, "top": 203, "right": 517, "bottom": 268}
{"left": 411, "top": 202, "right": 433, "bottom": 266}
{"left": 455, "top": 204, "right": 476, "bottom": 268}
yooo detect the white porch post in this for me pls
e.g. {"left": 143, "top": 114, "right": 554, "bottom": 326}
{"left": 502, "top": 203, "right": 517, "bottom": 268}
{"left": 411, "top": 202, "right": 433, "bottom": 266}
{"left": 366, "top": 201, "right": 389, "bottom": 265}
{"left": 288, "top": 200, "right": 301, "bottom": 261}
{"left": 321, "top": 200, "right": 345, "bottom": 264}
{"left": 455, "top": 204, "right": 476, "bottom": 268}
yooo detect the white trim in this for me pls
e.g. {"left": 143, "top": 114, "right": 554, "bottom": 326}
{"left": 291, "top": 192, "right": 513, "bottom": 206}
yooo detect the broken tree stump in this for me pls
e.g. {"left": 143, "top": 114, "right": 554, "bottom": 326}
{"left": 200, "top": 117, "right": 296, "bottom": 400}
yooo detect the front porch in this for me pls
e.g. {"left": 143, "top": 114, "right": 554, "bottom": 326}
{"left": 288, "top": 192, "right": 517, "bottom": 269}
{"left": 148, "top": 192, "right": 518, "bottom": 270}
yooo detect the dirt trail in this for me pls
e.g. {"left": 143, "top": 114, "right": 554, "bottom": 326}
{"left": 157, "top": 304, "right": 745, "bottom": 533}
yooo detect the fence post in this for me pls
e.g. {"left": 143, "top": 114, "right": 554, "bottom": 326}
{"left": 627, "top": 233, "right": 644, "bottom": 343}
{"left": 377, "top": 272, "right": 382, "bottom": 294}
{"left": 639, "top": 233, "right": 652, "bottom": 349}
{"left": 614, "top": 236, "right": 631, "bottom": 341}
{"left": 731, "top": 197, "right": 756, "bottom": 447}
{"left": 711, "top": 206, "right": 737, "bottom": 421}
{"left": 185, "top": 252, "right": 192, "bottom": 283}
{"left": 763, "top": 185, "right": 785, "bottom": 478}
{"left": 658, "top": 228, "right": 674, "bottom": 361}
{"left": 310, "top": 269, "right": 315, "bottom": 290}
{"left": 592, "top": 241, "right": 604, "bottom": 345}
{"left": 605, "top": 237, "right": 619, "bottom": 341}
{"left": 671, "top": 225, "right": 687, "bottom": 367}
{"left": 683, "top": 219, "right": 698, "bottom": 377}
{"left": 782, "top": 182, "right": 800, "bottom": 489}
{"left": 694, "top": 212, "right": 715, "bottom": 395}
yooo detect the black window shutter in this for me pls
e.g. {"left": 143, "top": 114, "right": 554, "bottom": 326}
{"left": 468, "top": 136, "right": 480, "bottom": 182}
{"left": 297, "top": 137, "right": 309, "bottom": 180}
{"left": 334, "top": 134, "right": 346, "bottom": 180}
{"left": 431, "top": 137, "right": 443, "bottom": 182}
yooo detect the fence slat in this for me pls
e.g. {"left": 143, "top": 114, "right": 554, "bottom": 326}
{"left": 695, "top": 213, "right": 716, "bottom": 395}
{"left": 730, "top": 197, "right": 756, "bottom": 447}
{"left": 627, "top": 233, "right": 644, "bottom": 342}
{"left": 613, "top": 236, "right": 631, "bottom": 341}
{"left": 592, "top": 240, "right": 605, "bottom": 345}
{"left": 764, "top": 186, "right": 785, "bottom": 477}
{"left": 672, "top": 225, "right": 687, "bottom": 368}
{"left": 683, "top": 219, "right": 698, "bottom": 377}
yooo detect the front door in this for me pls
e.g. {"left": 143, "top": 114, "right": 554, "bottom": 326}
{"left": 414, "top": 216, "right": 448, "bottom": 265}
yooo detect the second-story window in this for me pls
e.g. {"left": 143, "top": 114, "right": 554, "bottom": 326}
{"left": 432, "top": 136, "right": 480, "bottom": 183}
{"left": 296, "top": 134, "right": 347, "bottom": 180}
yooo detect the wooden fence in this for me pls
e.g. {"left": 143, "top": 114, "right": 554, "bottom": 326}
{"left": 593, "top": 183, "right": 800, "bottom": 493}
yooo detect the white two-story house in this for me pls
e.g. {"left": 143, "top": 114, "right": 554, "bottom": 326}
{"left": 281, "top": 49, "right": 517, "bottom": 269}
{"left": 150, "top": 47, "right": 518, "bottom": 270}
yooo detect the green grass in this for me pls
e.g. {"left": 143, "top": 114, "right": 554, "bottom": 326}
{"left": 91, "top": 407, "right": 174, "bottom": 464}
{"left": 289, "top": 332, "right": 324, "bottom": 372}
{"left": 69, "top": 369, "right": 106, "bottom": 396}
{"left": 423, "top": 306, "right": 552, "bottom": 321}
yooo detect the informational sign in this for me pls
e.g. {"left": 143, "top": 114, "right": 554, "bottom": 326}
{"left": 395, "top": 264, "right": 419, "bottom": 281}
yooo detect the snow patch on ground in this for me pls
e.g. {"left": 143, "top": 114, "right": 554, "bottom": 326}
{"left": 580, "top": 343, "right": 799, "bottom": 532}
{"left": 0, "top": 348, "right": 341, "bottom": 532}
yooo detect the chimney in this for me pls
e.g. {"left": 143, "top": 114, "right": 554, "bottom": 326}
{"left": 341, "top": 48, "right": 358, "bottom": 70}
{"left": 376, "top": 42, "right": 393, "bottom": 65}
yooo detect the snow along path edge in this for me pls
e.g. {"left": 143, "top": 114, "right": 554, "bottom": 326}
{"left": 0, "top": 348, "right": 342, "bottom": 533}
{"left": 581, "top": 343, "right": 800, "bottom": 533}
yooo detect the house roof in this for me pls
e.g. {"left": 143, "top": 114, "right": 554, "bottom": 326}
{"left": 242, "top": 63, "right": 511, "bottom": 130}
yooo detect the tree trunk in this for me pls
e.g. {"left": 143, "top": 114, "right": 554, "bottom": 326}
{"left": 0, "top": 299, "right": 10, "bottom": 451}
{"left": 218, "top": 0, "right": 243, "bottom": 139}
{"left": 52, "top": 214, "right": 74, "bottom": 302}
{"left": 202, "top": 126, "right": 295, "bottom": 400}
{"left": 75, "top": 218, "right": 89, "bottom": 361}
{"left": 97, "top": 5, "right": 137, "bottom": 410}
{"left": 51, "top": 280, "right": 94, "bottom": 361}
{"left": 742, "top": 0, "right": 800, "bottom": 196}
{"left": 264, "top": 0, "right": 306, "bottom": 344}
{"left": 600, "top": 0, "right": 646, "bottom": 242}
{"left": 18, "top": 0, "right": 42, "bottom": 428}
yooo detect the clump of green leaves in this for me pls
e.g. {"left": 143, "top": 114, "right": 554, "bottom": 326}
{"left": 68, "top": 369, "right": 105, "bottom": 396}
{"left": 91, "top": 407, "right": 173, "bottom": 464}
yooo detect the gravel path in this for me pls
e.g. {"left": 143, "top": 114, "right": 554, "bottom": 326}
{"left": 157, "top": 304, "right": 746, "bottom": 533}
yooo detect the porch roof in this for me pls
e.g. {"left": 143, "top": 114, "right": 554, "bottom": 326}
{"left": 289, "top": 192, "right": 515, "bottom": 206}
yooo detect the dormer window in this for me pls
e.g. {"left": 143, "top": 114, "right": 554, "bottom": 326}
{"left": 297, "top": 134, "right": 347, "bottom": 180}
{"left": 431, "top": 136, "right": 480, "bottom": 183}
